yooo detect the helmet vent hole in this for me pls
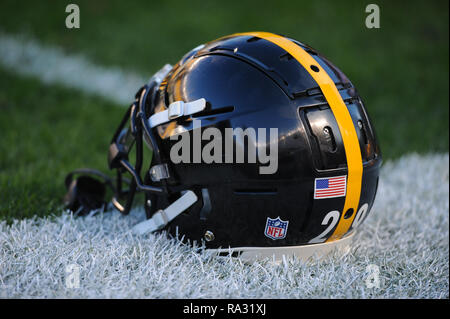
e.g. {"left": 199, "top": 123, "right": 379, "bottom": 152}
{"left": 344, "top": 208, "right": 354, "bottom": 219}
{"left": 323, "top": 126, "right": 337, "bottom": 153}
{"left": 234, "top": 188, "right": 277, "bottom": 195}
{"left": 310, "top": 65, "right": 320, "bottom": 72}
{"left": 246, "top": 36, "right": 261, "bottom": 42}
{"left": 358, "top": 120, "right": 369, "bottom": 145}
{"left": 192, "top": 105, "right": 235, "bottom": 118}
{"left": 280, "top": 52, "right": 294, "bottom": 61}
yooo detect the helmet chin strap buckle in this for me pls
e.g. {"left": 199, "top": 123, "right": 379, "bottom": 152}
{"left": 132, "top": 190, "right": 198, "bottom": 235}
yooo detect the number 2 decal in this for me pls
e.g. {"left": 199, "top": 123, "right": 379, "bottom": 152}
{"left": 308, "top": 203, "right": 369, "bottom": 244}
{"left": 308, "top": 210, "right": 340, "bottom": 244}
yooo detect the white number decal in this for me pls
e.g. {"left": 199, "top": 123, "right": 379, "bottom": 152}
{"left": 308, "top": 210, "right": 340, "bottom": 244}
{"left": 351, "top": 203, "right": 369, "bottom": 229}
{"left": 309, "top": 203, "right": 370, "bottom": 244}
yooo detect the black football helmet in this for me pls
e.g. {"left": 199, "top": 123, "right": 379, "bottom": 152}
{"left": 65, "top": 32, "right": 381, "bottom": 261}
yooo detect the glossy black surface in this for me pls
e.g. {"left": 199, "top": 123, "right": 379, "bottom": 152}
{"left": 142, "top": 34, "right": 382, "bottom": 248}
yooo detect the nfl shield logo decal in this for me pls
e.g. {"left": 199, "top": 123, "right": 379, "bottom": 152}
{"left": 264, "top": 217, "right": 289, "bottom": 240}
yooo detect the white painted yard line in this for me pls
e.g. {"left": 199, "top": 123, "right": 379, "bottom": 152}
{"left": 0, "top": 32, "right": 147, "bottom": 105}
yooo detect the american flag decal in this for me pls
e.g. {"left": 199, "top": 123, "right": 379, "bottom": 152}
{"left": 314, "top": 175, "right": 347, "bottom": 199}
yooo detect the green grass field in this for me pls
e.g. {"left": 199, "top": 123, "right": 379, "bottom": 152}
{"left": 0, "top": 0, "right": 448, "bottom": 221}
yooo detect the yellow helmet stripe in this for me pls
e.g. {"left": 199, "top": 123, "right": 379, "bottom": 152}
{"left": 233, "top": 32, "right": 363, "bottom": 241}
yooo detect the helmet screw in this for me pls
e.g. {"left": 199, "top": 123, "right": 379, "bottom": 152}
{"left": 358, "top": 120, "right": 363, "bottom": 129}
{"left": 204, "top": 230, "right": 215, "bottom": 242}
{"left": 146, "top": 200, "right": 152, "bottom": 207}
{"left": 149, "top": 168, "right": 156, "bottom": 180}
{"left": 323, "top": 127, "right": 330, "bottom": 135}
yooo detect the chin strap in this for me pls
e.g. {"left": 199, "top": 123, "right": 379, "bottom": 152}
{"left": 148, "top": 98, "right": 206, "bottom": 128}
{"left": 132, "top": 190, "right": 198, "bottom": 235}
{"left": 65, "top": 64, "right": 202, "bottom": 230}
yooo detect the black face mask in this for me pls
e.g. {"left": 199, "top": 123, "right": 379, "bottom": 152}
{"left": 64, "top": 78, "right": 171, "bottom": 218}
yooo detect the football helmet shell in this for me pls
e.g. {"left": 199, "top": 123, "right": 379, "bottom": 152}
{"left": 66, "top": 32, "right": 381, "bottom": 261}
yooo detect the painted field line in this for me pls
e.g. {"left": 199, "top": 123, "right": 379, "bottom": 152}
{"left": 0, "top": 31, "right": 147, "bottom": 105}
